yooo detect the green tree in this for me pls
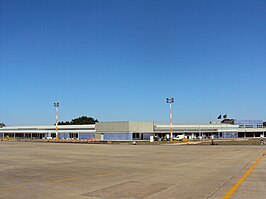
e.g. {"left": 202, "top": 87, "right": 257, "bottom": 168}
{"left": 58, "top": 116, "right": 98, "bottom": 125}
{"left": 58, "top": 121, "right": 70, "bottom": 125}
{"left": 71, "top": 116, "right": 98, "bottom": 125}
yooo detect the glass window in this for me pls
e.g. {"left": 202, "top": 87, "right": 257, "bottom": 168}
{"left": 257, "top": 124, "right": 263, "bottom": 128}
{"left": 245, "top": 124, "right": 254, "bottom": 128}
{"left": 239, "top": 124, "right": 244, "bottom": 128}
{"left": 69, "top": 133, "right": 78, "bottom": 138}
{"left": 133, "top": 133, "right": 140, "bottom": 139}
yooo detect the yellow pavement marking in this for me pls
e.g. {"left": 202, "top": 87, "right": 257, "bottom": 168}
{"left": 49, "top": 177, "right": 79, "bottom": 183}
{"left": 223, "top": 152, "right": 265, "bottom": 199}
{"left": 0, "top": 186, "right": 25, "bottom": 192}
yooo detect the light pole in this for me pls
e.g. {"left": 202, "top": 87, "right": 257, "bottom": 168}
{"left": 166, "top": 98, "right": 174, "bottom": 142}
{"left": 54, "top": 102, "right": 59, "bottom": 140}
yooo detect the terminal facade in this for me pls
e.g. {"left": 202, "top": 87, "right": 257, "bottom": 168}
{"left": 0, "top": 120, "right": 265, "bottom": 141}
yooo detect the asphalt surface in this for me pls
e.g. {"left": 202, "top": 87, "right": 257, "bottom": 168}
{"left": 0, "top": 141, "right": 265, "bottom": 199}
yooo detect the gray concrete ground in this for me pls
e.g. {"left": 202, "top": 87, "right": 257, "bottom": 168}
{"left": 0, "top": 142, "right": 265, "bottom": 199}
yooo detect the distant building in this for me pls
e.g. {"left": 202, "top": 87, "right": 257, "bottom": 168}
{"left": 0, "top": 120, "right": 265, "bottom": 140}
{"left": 234, "top": 120, "right": 264, "bottom": 138}
{"left": 234, "top": 120, "right": 263, "bottom": 129}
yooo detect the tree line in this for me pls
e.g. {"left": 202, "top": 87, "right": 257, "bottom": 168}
{"left": 58, "top": 116, "right": 98, "bottom": 125}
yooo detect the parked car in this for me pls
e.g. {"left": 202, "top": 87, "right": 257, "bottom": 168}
{"left": 173, "top": 135, "right": 185, "bottom": 141}
{"left": 42, "top": 136, "right": 53, "bottom": 139}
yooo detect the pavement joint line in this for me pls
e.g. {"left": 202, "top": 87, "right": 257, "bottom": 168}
{"left": 94, "top": 172, "right": 118, "bottom": 177}
{"left": 144, "top": 184, "right": 176, "bottom": 199}
{"left": 49, "top": 177, "right": 80, "bottom": 183}
{"left": 206, "top": 160, "right": 251, "bottom": 199}
{"left": 222, "top": 151, "right": 266, "bottom": 199}
{"left": 0, "top": 186, "right": 25, "bottom": 192}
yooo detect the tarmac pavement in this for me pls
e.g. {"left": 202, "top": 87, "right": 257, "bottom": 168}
{"left": 0, "top": 141, "right": 265, "bottom": 199}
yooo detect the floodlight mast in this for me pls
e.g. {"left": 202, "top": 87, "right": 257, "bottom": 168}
{"left": 54, "top": 102, "right": 59, "bottom": 140}
{"left": 166, "top": 98, "right": 174, "bottom": 142}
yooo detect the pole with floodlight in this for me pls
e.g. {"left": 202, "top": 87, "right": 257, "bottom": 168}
{"left": 54, "top": 102, "right": 59, "bottom": 140}
{"left": 166, "top": 98, "right": 174, "bottom": 142}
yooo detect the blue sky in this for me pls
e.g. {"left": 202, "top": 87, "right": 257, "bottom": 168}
{"left": 0, "top": 0, "right": 266, "bottom": 125}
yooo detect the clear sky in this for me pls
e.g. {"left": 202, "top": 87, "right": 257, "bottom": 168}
{"left": 0, "top": 0, "right": 266, "bottom": 125}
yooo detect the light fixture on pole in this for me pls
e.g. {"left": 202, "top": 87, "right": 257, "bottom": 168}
{"left": 54, "top": 102, "right": 59, "bottom": 140}
{"left": 166, "top": 97, "right": 174, "bottom": 142}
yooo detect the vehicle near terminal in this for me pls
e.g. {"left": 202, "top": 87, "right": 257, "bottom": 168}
{"left": 42, "top": 136, "right": 53, "bottom": 139}
{"left": 173, "top": 135, "right": 185, "bottom": 141}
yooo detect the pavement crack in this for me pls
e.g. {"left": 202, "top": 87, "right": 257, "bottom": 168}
{"left": 206, "top": 160, "right": 251, "bottom": 199}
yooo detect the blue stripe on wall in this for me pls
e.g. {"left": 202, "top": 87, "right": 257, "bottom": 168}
{"left": 79, "top": 133, "right": 95, "bottom": 139}
{"left": 103, "top": 133, "right": 132, "bottom": 140}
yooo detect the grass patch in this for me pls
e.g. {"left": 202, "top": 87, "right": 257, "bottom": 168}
{"left": 110, "top": 140, "right": 183, "bottom": 145}
{"left": 199, "top": 139, "right": 264, "bottom": 145}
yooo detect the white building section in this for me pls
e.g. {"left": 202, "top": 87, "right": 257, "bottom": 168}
{"left": 0, "top": 125, "right": 95, "bottom": 139}
{"left": 154, "top": 123, "right": 240, "bottom": 139}
{"left": 0, "top": 121, "right": 265, "bottom": 140}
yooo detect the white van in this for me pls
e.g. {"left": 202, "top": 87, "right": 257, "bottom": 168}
{"left": 173, "top": 135, "right": 185, "bottom": 141}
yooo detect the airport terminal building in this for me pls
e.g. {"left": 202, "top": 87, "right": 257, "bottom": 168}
{"left": 0, "top": 120, "right": 265, "bottom": 141}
